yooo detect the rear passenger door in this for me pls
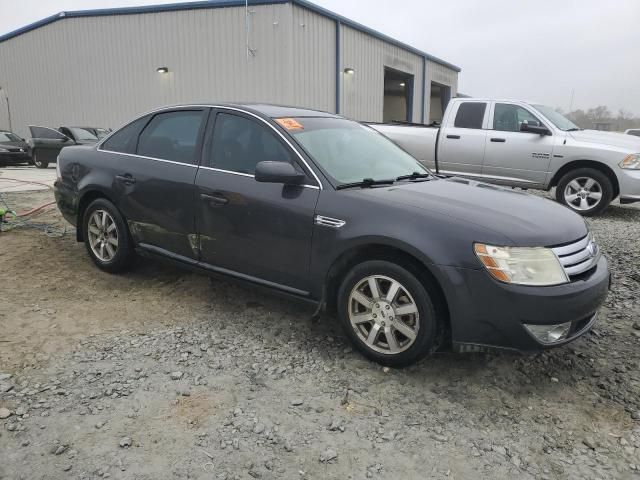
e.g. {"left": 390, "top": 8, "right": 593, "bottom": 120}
{"left": 438, "top": 101, "right": 489, "bottom": 177}
{"left": 99, "top": 108, "right": 209, "bottom": 259}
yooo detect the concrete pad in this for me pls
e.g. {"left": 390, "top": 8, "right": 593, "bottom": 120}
{"left": 0, "top": 165, "right": 56, "bottom": 193}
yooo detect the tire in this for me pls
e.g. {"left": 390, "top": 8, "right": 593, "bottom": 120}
{"left": 555, "top": 168, "right": 613, "bottom": 216}
{"left": 82, "top": 198, "right": 134, "bottom": 273}
{"left": 337, "top": 260, "right": 440, "bottom": 367}
{"left": 32, "top": 150, "right": 48, "bottom": 169}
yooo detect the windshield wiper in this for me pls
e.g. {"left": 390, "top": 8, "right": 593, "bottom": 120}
{"left": 336, "top": 178, "right": 395, "bottom": 190}
{"left": 566, "top": 128, "right": 581, "bottom": 131}
{"left": 395, "top": 171, "right": 432, "bottom": 182}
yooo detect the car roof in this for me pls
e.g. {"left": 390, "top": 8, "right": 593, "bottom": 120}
{"left": 153, "top": 102, "right": 341, "bottom": 119}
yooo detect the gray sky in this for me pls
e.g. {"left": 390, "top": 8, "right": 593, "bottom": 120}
{"left": 3, "top": 0, "right": 640, "bottom": 114}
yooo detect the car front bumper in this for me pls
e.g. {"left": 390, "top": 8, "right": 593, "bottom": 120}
{"left": 0, "top": 152, "right": 31, "bottom": 164}
{"left": 440, "top": 255, "right": 610, "bottom": 352}
{"left": 618, "top": 169, "right": 640, "bottom": 204}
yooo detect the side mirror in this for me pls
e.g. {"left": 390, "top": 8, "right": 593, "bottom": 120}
{"left": 255, "top": 161, "right": 305, "bottom": 185}
{"left": 520, "top": 121, "right": 550, "bottom": 136}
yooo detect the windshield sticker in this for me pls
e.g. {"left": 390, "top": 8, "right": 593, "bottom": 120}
{"left": 275, "top": 118, "right": 304, "bottom": 131}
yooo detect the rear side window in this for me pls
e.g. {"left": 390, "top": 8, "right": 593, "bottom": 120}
{"left": 209, "top": 113, "right": 294, "bottom": 174}
{"left": 137, "top": 110, "right": 205, "bottom": 164}
{"left": 454, "top": 103, "right": 487, "bottom": 129}
{"left": 101, "top": 116, "right": 150, "bottom": 154}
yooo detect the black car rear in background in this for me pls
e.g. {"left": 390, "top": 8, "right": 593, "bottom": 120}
{"left": 0, "top": 130, "right": 31, "bottom": 165}
{"left": 53, "top": 103, "right": 610, "bottom": 366}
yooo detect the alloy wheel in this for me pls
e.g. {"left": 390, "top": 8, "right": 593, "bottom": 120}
{"left": 348, "top": 275, "right": 420, "bottom": 355}
{"left": 564, "top": 177, "right": 603, "bottom": 211}
{"left": 87, "top": 209, "right": 119, "bottom": 262}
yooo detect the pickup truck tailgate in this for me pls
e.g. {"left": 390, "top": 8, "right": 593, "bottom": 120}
{"left": 369, "top": 124, "right": 438, "bottom": 170}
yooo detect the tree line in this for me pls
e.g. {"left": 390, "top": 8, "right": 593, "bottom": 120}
{"left": 556, "top": 106, "right": 640, "bottom": 131}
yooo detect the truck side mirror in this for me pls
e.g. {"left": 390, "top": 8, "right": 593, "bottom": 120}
{"left": 521, "top": 121, "right": 551, "bottom": 136}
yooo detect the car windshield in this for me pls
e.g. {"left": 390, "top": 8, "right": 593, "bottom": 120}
{"left": 95, "top": 128, "right": 110, "bottom": 139}
{"left": 68, "top": 127, "right": 99, "bottom": 141}
{"left": 285, "top": 117, "right": 429, "bottom": 185}
{"left": 0, "top": 131, "right": 21, "bottom": 142}
{"left": 532, "top": 105, "right": 580, "bottom": 131}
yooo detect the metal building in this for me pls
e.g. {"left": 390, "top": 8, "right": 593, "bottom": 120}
{"left": 0, "top": 0, "right": 460, "bottom": 137}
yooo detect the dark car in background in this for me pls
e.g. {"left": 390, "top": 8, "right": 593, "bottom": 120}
{"left": 54, "top": 104, "right": 610, "bottom": 366}
{"left": 0, "top": 130, "right": 31, "bottom": 166}
{"left": 29, "top": 125, "right": 108, "bottom": 168}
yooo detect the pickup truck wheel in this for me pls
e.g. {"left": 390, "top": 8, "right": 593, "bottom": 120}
{"left": 32, "top": 151, "right": 49, "bottom": 169}
{"left": 337, "top": 260, "right": 438, "bottom": 367}
{"left": 82, "top": 198, "right": 134, "bottom": 273}
{"left": 556, "top": 168, "right": 613, "bottom": 216}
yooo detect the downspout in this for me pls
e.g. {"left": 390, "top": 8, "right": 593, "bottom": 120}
{"left": 335, "top": 20, "right": 341, "bottom": 115}
{"left": 421, "top": 56, "right": 426, "bottom": 124}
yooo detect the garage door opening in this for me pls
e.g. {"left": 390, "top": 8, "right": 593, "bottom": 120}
{"left": 383, "top": 68, "right": 413, "bottom": 123}
{"left": 429, "top": 82, "right": 451, "bottom": 124}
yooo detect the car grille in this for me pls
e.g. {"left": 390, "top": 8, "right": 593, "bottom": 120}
{"left": 551, "top": 235, "right": 600, "bottom": 277}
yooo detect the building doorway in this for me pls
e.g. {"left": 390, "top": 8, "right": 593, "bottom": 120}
{"left": 429, "top": 82, "right": 451, "bottom": 124}
{"left": 383, "top": 68, "right": 413, "bottom": 123}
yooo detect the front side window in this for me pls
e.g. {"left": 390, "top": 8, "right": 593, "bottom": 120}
{"left": 210, "top": 113, "right": 295, "bottom": 174}
{"left": 101, "top": 115, "right": 150, "bottom": 154}
{"left": 29, "top": 126, "right": 68, "bottom": 140}
{"left": 288, "top": 117, "right": 428, "bottom": 185}
{"left": 454, "top": 102, "right": 487, "bottom": 129}
{"left": 493, "top": 104, "right": 542, "bottom": 132}
{"left": 137, "top": 110, "right": 205, "bottom": 164}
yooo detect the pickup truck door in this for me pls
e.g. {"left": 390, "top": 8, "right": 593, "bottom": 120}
{"left": 194, "top": 109, "right": 319, "bottom": 294}
{"left": 437, "top": 101, "right": 489, "bottom": 177}
{"left": 481, "top": 102, "right": 554, "bottom": 188}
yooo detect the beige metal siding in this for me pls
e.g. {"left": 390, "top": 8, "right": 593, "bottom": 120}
{"left": 0, "top": 4, "right": 296, "bottom": 137}
{"left": 290, "top": 5, "right": 335, "bottom": 113}
{"left": 340, "top": 24, "right": 424, "bottom": 123}
{"left": 0, "top": 3, "right": 459, "bottom": 136}
{"left": 425, "top": 60, "right": 458, "bottom": 123}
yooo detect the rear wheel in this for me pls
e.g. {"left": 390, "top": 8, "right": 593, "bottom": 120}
{"left": 82, "top": 198, "right": 134, "bottom": 273}
{"left": 32, "top": 150, "right": 48, "bottom": 169}
{"left": 337, "top": 260, "right": 439, "bottom": 367}
{"left": 556, "top": 168, "right": 613, "bottom": 216}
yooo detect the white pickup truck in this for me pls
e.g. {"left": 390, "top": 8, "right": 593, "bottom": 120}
{"left": 371, "top": 98, "right": 640, "bottom": 216}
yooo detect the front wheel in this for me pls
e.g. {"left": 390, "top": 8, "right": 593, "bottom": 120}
{"left": 337, "top": 260, "right": 440, "bottom": 367}
{"left": 556, "top": 168, "right": 613, "bottom": 216}
{"left": 82, "top": 198, "right": 134, "bottom": 273}
{"left": 32, "top": 150, "right": 49, "bottom": 169}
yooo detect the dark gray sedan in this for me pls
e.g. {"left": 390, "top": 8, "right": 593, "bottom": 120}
{"left": 53, "top": 104, "right": 610, "bottom": 366}
{"left": 0, "top": 130, "right": 31, "bottom": 165}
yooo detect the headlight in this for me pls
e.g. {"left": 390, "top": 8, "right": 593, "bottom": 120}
{"left": 620, "top": 154, "right": 640, "bottom": 170}
{"left": 474, "top": 243, "right": 569, "bottom": 286}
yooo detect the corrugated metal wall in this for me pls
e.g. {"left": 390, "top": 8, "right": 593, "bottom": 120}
{"left": 0, "top": 2, "right": 458, "bottom": 137}
{"left": 340, "top": 24, "right": 424, "bottom": 123}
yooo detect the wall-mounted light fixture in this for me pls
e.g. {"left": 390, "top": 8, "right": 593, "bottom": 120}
{"left": 156, "top": 67, "right": 169, "bottom": 74}
{"left": 399, "top": 82, "right": 406, "bottom": 87}
{"left": 343, "top": 68, "right": 355, "bottom": 75}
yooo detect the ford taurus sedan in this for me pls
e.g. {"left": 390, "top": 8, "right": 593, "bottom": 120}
{"left": 53, "top": 104, "right": 610, "bottom": 366}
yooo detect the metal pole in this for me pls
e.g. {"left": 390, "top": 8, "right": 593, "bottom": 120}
{"left": 6, "top": 96, "right": 12, "bottom": 132}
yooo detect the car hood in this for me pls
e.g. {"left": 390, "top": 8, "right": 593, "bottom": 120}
{"left": 0, "top": 140, "right": 29, "bottom": 149}
{"left": 568, "top": 129, "right": 640, "bottom": 151}
{"left": 359, "top": 178, "right": 588, "bottom": 247}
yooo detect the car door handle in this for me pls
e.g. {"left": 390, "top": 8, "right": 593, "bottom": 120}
{"left": 200, "top": 192, "right": 229, "bottom": 206}
{"left": 446, "top": 135, "right": 461, "bottom": 139}
{"left": 115, "top": 174, "right": 136, "bottom": 185}
{"left": 490, "top": 138, "right": 506, "bottom": 143}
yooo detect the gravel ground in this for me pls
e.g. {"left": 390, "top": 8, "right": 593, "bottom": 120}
{"left": 1, "top": 188, "right": 639, "bottom": 480}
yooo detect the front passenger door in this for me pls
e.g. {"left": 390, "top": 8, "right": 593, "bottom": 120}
{"left": 29, "top": 126, "right": 72, "bottom": 165}
{"left": 195, "top": 111, "right": 320, "bottom": 293}
{"left": 482, "top": 103, "right": 555, "bottom": 187}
